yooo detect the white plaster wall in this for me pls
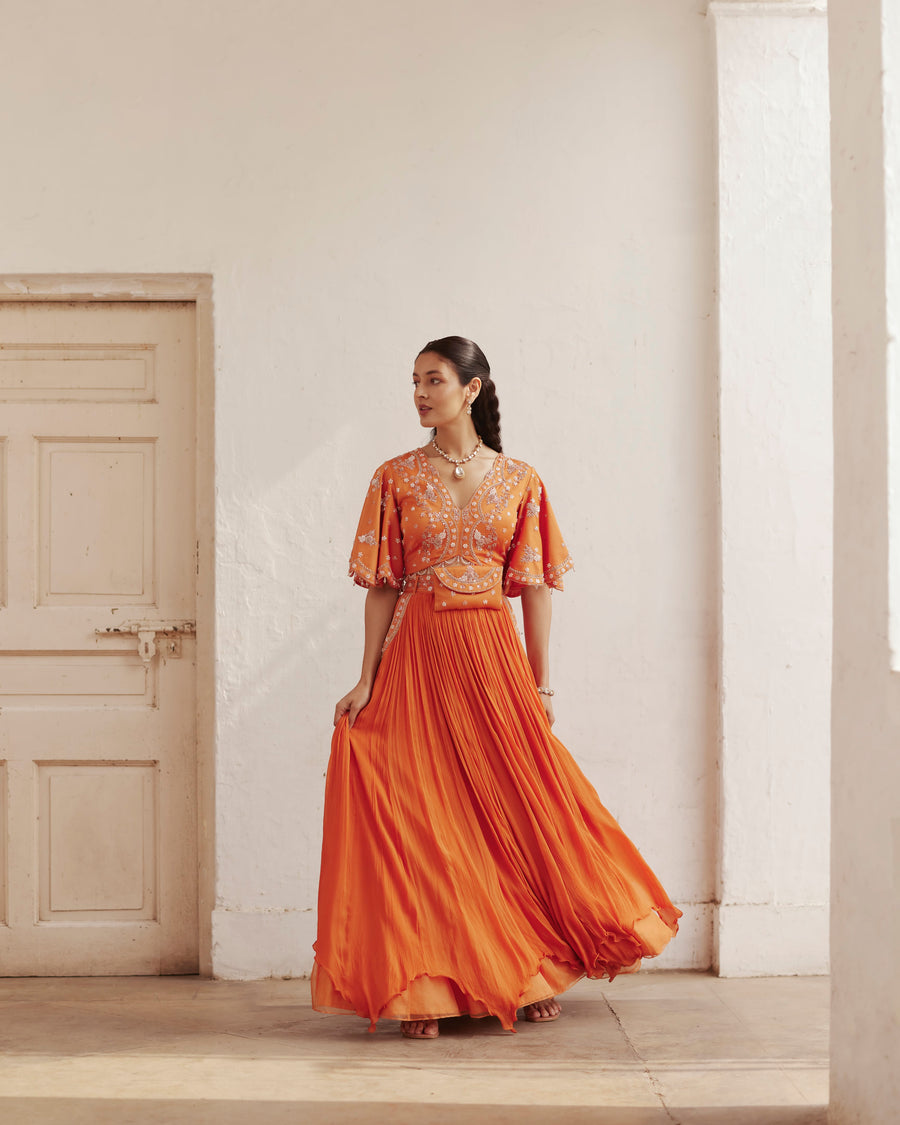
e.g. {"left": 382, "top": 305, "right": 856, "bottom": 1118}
{"left": 711, "top": 2, "right": 832, "bottom": 976}
{"left": 830, "top": 0, "right": 900, "bottom": 1118}
{"left": 0, "top": 0, "right": 717, "bottom": 976}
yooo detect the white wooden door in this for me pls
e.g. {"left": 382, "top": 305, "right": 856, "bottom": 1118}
{"left": 0, "top": 301, "right": 198, "bottom": 974}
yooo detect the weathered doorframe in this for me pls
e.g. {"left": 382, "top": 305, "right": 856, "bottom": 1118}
{"left": 0, "top": 274, "right": 216, "bottom": 975}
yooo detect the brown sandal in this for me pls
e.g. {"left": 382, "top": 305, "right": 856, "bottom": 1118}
{"left": 524, "top": 1000, "right": 561, "bottom": 1023}
{"left": 401, "top": 1019, "right": 440, "bottom": 1039}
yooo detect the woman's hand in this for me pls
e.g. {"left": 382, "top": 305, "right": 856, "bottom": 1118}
{"left": 334, "top": 587, "right": 400, "bottom": 729}
{"left": 521, "top": 585, "right": 554, "bottom": 728}
{"left": 334, "top": 680, "right": 372, "bottom": 728}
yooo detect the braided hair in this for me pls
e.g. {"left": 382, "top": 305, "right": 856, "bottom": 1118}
{"left": 418, "top": 336, "right": 503, "bottom": 453}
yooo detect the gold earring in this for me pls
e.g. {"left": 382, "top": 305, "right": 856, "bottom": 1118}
{"left": 466, "top": 401, "right": 473, "bottom": 416}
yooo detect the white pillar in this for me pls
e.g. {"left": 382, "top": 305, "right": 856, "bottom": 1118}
{"left": 709, "top": 0, "right": 832, "bottom": 975}
{"left": 829, "top": 0, "right": 900, "bottom": 1119}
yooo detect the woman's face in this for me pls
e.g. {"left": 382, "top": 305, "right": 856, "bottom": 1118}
{"left": 412, "top": 351, "right": 476, "bottom": 429}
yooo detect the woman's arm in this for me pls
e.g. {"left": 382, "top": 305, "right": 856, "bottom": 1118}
{"left": 333, "top": 585, "right": 401, "bottom": 727}
{"left": 520, "top": 583, "right": 555, "bottom": 727}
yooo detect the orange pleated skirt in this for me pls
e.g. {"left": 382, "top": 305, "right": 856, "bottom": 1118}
{"left": 311, "top": 592, "right": 680, "bottom": 1031}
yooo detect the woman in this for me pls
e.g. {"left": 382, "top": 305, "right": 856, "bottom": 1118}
{"left": 311, "top": 336, "right": 680, "bottom": 1039}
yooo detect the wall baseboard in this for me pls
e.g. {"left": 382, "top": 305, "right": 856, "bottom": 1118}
{"left": 714, "top": 902, "right": 830, "bottom": 976}
{"left": 211, "top": 908, "right": 316, "bottom": 980}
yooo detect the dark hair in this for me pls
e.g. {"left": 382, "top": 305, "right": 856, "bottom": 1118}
{"left": 418, "top": 336, "right": 503, "bottom": 453}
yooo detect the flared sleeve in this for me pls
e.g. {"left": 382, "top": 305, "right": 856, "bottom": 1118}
{"left": 348, "top": 463, "right": 404, "bottom": 589}
{"left": 503, "top": 469, "right": 574, "bottom": 597}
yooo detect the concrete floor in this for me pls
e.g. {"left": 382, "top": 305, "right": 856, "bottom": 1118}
{"left": 0, "top": 971, "right": 829, "bottom": 1125}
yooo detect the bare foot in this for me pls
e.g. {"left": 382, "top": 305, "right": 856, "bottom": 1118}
{"left": 401, "top": 1019, "right": 439, "bottom": 1039}
{"left": 524, "top": 998, "right": 561, "bottom": 1023}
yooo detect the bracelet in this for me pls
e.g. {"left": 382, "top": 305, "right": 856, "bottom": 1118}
{"left": 537, "top": 686, "right": 555, "bottom": 697}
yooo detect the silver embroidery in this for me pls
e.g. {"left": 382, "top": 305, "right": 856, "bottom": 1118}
{"left": 473, "top": 525, "right": 498, "bottom": 551}
{"left": 381, "top": 590, "right": 412, "bottom": 653}
{"left": 423, "top": 531, "right": 447, "bottom": 552}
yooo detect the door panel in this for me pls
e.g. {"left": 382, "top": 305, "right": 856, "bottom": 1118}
{"left": 0, "top": 343, "right": 155, "bottom": 401}
{"left": 39, "top": 439, "right": 156, "bottom": 603}
{"left": 0, "top": 651, "right": 152, "bottom": 706}
{"left": 0, "top": 301, "right": 198, "bottom": 975}
{"left": 39, "top": 761, "right": 157, "bottom": 920}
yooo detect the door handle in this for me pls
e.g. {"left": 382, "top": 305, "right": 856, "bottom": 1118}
{"left": 95, "top": 621, "right": 196, "bottom": 664}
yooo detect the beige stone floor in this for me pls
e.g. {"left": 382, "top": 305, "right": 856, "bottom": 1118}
{"left": 0, "top": 971, "right": 828, "bottom": 1125}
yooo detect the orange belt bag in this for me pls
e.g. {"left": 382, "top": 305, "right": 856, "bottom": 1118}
{"left": 408, "top": 563, "right": 505, "bottom": 611}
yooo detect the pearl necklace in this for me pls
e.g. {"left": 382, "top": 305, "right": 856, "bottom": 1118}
{"left": 431, "top": 435, "right": 483, "bottom": 479}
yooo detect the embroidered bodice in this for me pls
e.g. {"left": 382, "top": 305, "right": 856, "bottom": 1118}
{"left": 349, "top": 448, "right": 573, "bottom": 604}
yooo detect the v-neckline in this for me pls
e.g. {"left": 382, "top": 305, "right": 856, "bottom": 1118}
{"left": 418, "top": 447, "right": 502, "bottom": 513}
